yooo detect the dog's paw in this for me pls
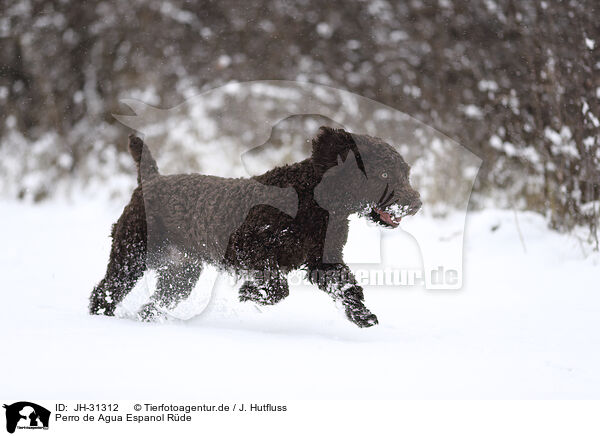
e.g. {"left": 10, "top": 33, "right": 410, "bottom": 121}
{"left": 89, "top": 294, "right": 116, "bottom": 316}
{"left": 239, "top": 283, "right": 265, "bottom": 303}
{"left": 239, "top": 282, "right": 287, "bottom": 306}
{"left": 137, "top": 302, "right": 168, "bottom": 323}
{"left": 89, "top": 306, "right": 114, "bottom": 316}
{"left": 344, "top": 304, "right": 379, "bottom": 328}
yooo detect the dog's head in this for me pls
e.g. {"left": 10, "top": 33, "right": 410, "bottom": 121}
{"left": 312, "top": 126, "right": 421, "bottom": 228}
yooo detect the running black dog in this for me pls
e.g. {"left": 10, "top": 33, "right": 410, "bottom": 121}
{"left": 89, "top": 126, "right": 421, "bottom": 327}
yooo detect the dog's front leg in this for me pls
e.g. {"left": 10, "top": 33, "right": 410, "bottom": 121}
{"left": 308, "top": 263, "right": 378, "bottom": 328}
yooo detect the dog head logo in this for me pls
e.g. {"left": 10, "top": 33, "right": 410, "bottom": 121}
{"left": 3, "top": 402, "right": 50, "bottom": 434}
{"left": 113, "top": 80, "right": 481, "bottom": 298}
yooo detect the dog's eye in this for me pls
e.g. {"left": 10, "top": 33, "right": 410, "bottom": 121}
{"left": 380, "top": 172, "right": 388, "bottom": 179}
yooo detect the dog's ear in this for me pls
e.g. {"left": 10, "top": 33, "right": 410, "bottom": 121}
{"left": 311, "top": 126, "right": 355, "bottom": 177}
{"left": 311, "top": 126, "right": 366, "bottom": 178}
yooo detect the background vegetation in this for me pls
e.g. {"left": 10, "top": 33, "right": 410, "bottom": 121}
{"left": 1, "top": 0, "right": 598, "bottom": 245}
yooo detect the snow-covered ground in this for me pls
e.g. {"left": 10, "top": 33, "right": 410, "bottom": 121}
{"left": 1, "top": 198, "right": 599, "bottom": 399}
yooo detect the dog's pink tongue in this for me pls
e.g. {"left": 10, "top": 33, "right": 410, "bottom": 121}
{"left": 376, "top": 208, "right": 401, "bottom": 227}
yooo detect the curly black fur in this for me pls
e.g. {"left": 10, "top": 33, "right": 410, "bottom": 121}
{"left": 89, "top": 126, "right": 421, "bottom": 327}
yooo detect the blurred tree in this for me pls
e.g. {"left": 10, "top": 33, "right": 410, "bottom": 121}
{"left": 0, "top": 0, "right": 598, "bottom": 244}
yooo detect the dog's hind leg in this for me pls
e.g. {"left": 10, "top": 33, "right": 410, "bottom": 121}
{"left": 239, "top": 269, "right": 289, "bottom": 305}
{"left": 138, "top": 258, "right": 202, "bottom": 321}
{"left": 89, "top": 188, "right": 147, "bottom": 316}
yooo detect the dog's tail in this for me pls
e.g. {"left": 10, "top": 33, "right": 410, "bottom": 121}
{"left": 128, "top": 134, "right": 159, "bottom": 184}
